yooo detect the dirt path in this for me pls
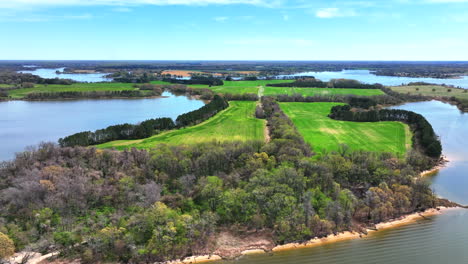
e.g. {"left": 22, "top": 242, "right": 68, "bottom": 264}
{"left": 258, "top": 85, "right": 264, "bottom": 97}
{"left": 264, "top": 122, "right": 271, "bottom": 143}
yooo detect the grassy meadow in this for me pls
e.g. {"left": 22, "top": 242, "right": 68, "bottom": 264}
{"left": 280, "top": 102, "right": 411, "bottom": 156}
{"left": 186, "top": 80, "right": 295, "bottom": 95}
{"left": 264, "top": 87, "right": 384, "bottom": 97}
{"left": 390, "top": 85, "right": 468, "bottom": 100}
{"left": 98, "top": 101, "right": 265, "bottom": 150}
{"left": 7, "top": 83, "right": 141, "bottom": 99}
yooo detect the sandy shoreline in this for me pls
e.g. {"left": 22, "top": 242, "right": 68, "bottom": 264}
{"left": 420, "top": 157, "right": 448, "bottom": 177}
{"left": 165, "top": 207, "right": 456, "bottom": 264}
{"left": 10, "top": 207, "right": 454, "bottom": 264}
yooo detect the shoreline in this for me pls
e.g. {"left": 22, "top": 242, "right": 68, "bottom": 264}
{"left": 420, "top": 156, "right": 448, "bottom": 177}
{"left": 10, "top": 207, "right": 459, "bottom": 264}
{"left": 166, "top": 207, "right": 457, "bottom": 264}
{"left": 3, "top": 94, "right": 168, "bottom": 102}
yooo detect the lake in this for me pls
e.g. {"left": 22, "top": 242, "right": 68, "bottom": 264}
{"left": 281, "top": 70, "right": 468, "bottom": 88}
{"left": 0, "top": 92, "right": 204, "bottom": 161}
{"left": 18, "top": 67, "right": 111, "bottom": 82}
{"left": 215, "top": 100, "right": 468, "bottom": 264}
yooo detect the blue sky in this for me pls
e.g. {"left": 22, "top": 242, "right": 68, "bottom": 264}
{"left": 0, "top": 0, "right": 467, "bottom": 60}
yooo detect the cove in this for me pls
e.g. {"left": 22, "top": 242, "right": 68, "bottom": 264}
{"left": 18, "top": 67, "right": 111, "bottom": 83}
{"left": 0, "top": 92, "right": 204, "bottom": 161}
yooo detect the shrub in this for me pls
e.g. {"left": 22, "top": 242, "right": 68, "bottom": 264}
{"left": 0, "top": 232, "right": 15, "bottom": 260}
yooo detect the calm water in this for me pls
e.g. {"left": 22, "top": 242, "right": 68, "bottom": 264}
{"left": 18, "top": 67, "right": 111, "bottom": 82}
{"left": 281, "top": 70, "right": 468, "bottom": 88}
{"left": 0, "top": 92, "right": 204, "bottom": 161}
{"left": 218, "top": 100, "right": 468, "bottom": 264}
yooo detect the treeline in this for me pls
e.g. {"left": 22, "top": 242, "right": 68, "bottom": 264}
{"left": 59, "top": 95, "right": 229, "bottom": 147}
{"left": 109, "top": 72, "right": 156, "bottom": 83}
{"left": 261, "top": 96, "right": 313, "bottom": 161}
{"left": 329, "top": 105, "right": 442, "bottom": 158}
{"left": 58, "top": 118, "right": 175, "bottom": 147}
{"left": 162, "top": 83, "right": 258, "bottom": 101}
{"left": 274, "top": 88, "right": 432, "bottom": 108}
{"left": 163, "top": 76, "right": 224, "bottom": 86}
{"left": 266, "top": 78, "right": 383, "bottom": 89}
{"left": 274, "top": 94, "right": 402, "bottom": 108}
{"left": 0, "top": 89, "right": 8, "bottom": 98}
{"left": 223, "top": 93, "right": 258, "bottom": 101}
{"left": 176, "top": 95, "right": 229, "bottom": 127}
{"left": 24, "top": 90, "right": 154, "bottom": 100}
{"left": 0, "top": 72, "right": 75, "bottom": 85}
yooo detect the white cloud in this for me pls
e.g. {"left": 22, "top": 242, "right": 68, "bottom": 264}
{"left": 213, "top": 16, "right": 228, "bottom": 22}
{"left": 315, "top": 7, "right": 357, "bottom": 18}
{"left": 0, "top": 0, "right": 282, "bottom": 9}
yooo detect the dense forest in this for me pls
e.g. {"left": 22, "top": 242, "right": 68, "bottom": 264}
{"left": 0, "top": 93, "right": 442, "bottom": 263}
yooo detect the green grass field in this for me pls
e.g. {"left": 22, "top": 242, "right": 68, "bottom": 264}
{"left": 186, "top": 80, "right": 295, "bottom": 95}
{"left": 280, "top": 102, "right": 411, "bottom": 156}
{"left": 97, "top": 101, "right": 265, "bottom": 150}
{"left": 390, "top": 85, "right": 468, "bottom": 100}
{"left": 264, "top": 87, "right": 384, "bottom": 97}
{"left": 8, "top": 83, "right": 140, "bottom": 98}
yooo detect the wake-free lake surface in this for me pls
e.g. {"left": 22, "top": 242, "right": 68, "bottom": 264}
{"left": 282, "top": 70, "right": 468, "bottom": 88}
{"left": 0, "top": 92, "right": 204, "bottom": 161}
{"left": 18, "top": 67, "right": 111, "bottom": 82}
{"left": 216, "top": 100, "right": 468, "bottom": 264}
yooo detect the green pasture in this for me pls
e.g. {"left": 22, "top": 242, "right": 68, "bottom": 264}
{"left": 97, "top": 101, "right": 265, "bottom": 150}
{"left": 280, "top": 102, "right": 412, "bottom": 156}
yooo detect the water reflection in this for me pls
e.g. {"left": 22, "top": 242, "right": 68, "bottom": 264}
{"left": 0, "top": 92, "right": 204, "bottom": 161}
{"left": 18, "top": 67, "right": 111, "bottom": 82}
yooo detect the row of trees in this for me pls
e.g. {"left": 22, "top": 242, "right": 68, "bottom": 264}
{"left": 274, "top": 93, "right": 404, "bottom": 108}
{"left": 24, "top": 90, "right": 155, "bottom": 100}
{"left": 329, "top": 105, "right": 442, "bottom": 158}
{"left": 163, "top": 76, "right": 224, "bottom": 86}
{"left": 223, "top": 93, "right": 258, "bottom": 101}
{"left": 58, "top": 118, "right": 175, "bottom": 147}
{"left": 176, "top": 95, "right": 229, "bottom": 127}
{"left": 109, "top": 72, "right": 156, "bottom": 83}
{"left": 59, "top": 95, "right": 229, "bottom": 147}
{"left": 266, "top": 78, "right": 383, "bottom": 89}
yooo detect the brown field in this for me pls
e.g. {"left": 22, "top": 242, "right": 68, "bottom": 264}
{"left": 161, "top": 70, "right": 260, "bottom": 77}
{"left": 161, "top": 70, "right": 201, "bottom": 77}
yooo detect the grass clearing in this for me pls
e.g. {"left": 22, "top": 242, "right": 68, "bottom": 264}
{"left": 390, "top": 85, "right": 468, "bottom": 100}
{"left": 7, "top": 83, "right": 140, "bottom": 98}
{"left": 280, "top": 102, "right": 411, "bottom": 156}
{"left": 264, "top": 87, "right": 384, "bottom": 97}
{"left": 186, "top": 80, "right": 295, "bottom": 95}
{"left": 98, "top": 101, "right": 265, "bottom": 150}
